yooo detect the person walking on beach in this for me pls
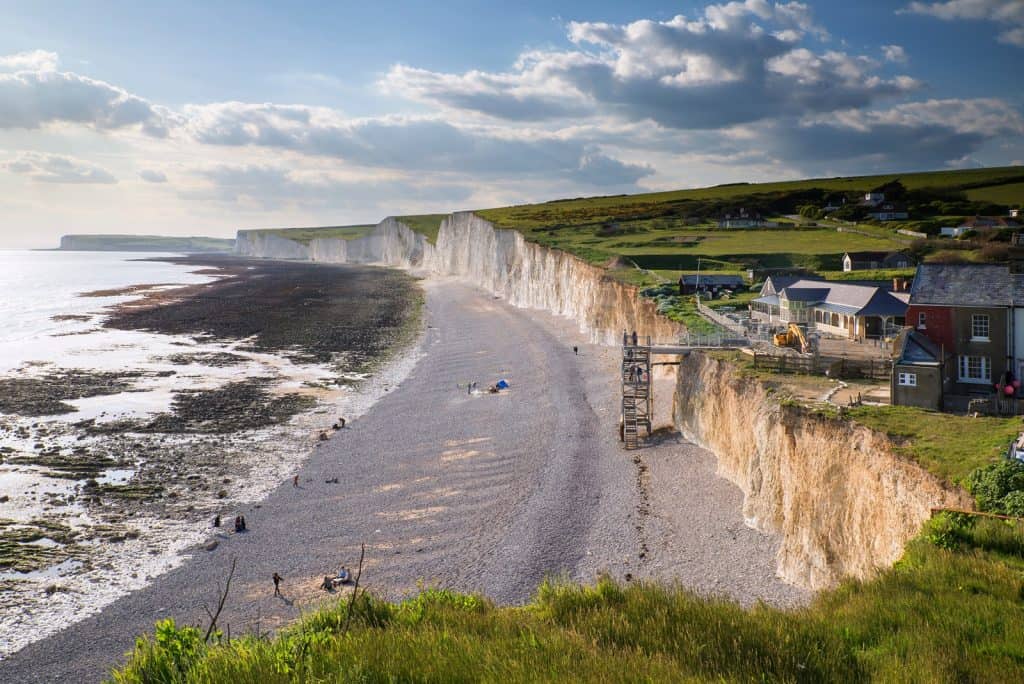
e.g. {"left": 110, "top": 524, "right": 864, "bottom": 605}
{"left": 273, "top": 572, "right": 283, "bottom": 597}
{"left": 573, "top": 345, "right": 578, "bottom": 355}
{"left": 293, "top": 474, "right": 299, "bottom": 488}
{"left": 213, "top": 514, "right": 220, "bottom": 528}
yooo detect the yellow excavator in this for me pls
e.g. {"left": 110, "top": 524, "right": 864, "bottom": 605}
{"left": 773, "top": 323, "right": 811, "bottom": 354}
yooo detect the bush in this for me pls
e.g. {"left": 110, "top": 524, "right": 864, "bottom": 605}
{"left": 966, "top": 460, "right": 1024, "bottom": 513}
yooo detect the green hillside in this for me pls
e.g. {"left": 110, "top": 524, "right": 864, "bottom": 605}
{"left": 249, "top": 225, "right": 375, "bottom": 246}
{"left": 58, "top": 235, "right": 234, "bottom": 252}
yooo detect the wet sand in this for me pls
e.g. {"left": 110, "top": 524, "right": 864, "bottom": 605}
{"left": 0, "top": 278, "right": 805, "bottom": 683}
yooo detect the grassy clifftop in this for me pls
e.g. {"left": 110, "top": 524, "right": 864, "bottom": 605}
{"left": 111, "top": 517, "right": 1024, "bottom": 682}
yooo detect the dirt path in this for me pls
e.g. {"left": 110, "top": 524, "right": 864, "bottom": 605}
{"left": 0, "top": 278, "right": 804, "bottom": 683}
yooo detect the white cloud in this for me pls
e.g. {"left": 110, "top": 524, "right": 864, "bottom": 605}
{"left": 4, "top": 152, "right": 117, "bottom": 184}
{"left": 903, "top": 1, "right": 1024, "bottom": 46}
{"left": 882, "top": 44, "right": 908, "bottom": 62}
{"left": 381, "top": 3, "right": 916, "bottom": 130}
{"left": 138, "top": 169, "right": 167, "bottom": 183}
{"left": 0, "top": 49, "right": 59, "bottom": 72}
{"left": 0, "top": 52, "right": 172, "bottom": 135}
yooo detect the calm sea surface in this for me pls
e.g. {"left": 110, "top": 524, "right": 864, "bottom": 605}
{"left": 0, "top": 250, "right": 214, "bottom": 373}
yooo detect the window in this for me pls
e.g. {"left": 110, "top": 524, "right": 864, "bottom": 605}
{"left": 958, "top": 355, "right": 991, "bottom": 384}
{"left": 918, "top": 312, "right": 926, "bottom": 329}
{"left": 897, "top": 372, "right": 917, "bottom": 387}
{"left": 971, "top": 314, "right": 990, "bottom": 341}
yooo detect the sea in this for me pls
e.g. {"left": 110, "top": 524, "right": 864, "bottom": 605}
{"left": 0, "top": 250, "right": 422, "bottom": 658}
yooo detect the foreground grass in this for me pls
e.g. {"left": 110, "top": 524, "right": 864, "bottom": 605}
{"left": 111, "top": 517, "right": 1024, "bottom": 683}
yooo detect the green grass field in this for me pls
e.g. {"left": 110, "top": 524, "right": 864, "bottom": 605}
{"left": 394, "top": 214, "right": 447, "bottom": 243}
{"left": 477, "top": 166, "right": 1024, "bottom": 231}
{"left": 966, "top": 180, "right": 1024, "bottom": 206}
{"left": 110, "top": 514, "right": 1024, "bottom": 683}
{"left": 253, "top": 225, "right": 375, "bottom": 245}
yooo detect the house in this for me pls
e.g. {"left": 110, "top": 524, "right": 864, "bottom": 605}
{"left": 863, "top": 191, "right": 885, "bottom": 205}
{"left": 842, "top": 251, "right": 914, "bottom": 272}
{"left": 866, "top": 201, "right": 909, "bottom": 221}
{"left": 891, "top": 328, "right": 951, "bottom": 410}
{"left": 748, "top": 274, "right": 822, "bottom": 323}
{"left": 957, "top": 216, "right": 1021, "bottom": 232}
{"left": 717, "top": 208, "right": 778, "bottom": 228}
{"left": 749, "top": 278, "right": 907, "bottom": 338}
{"left": 822, "top": 195, "right": 846, "bottom": 212}
{"left": 678, "top": 274, "right": 745, "bottom": 295}
{"left": 941, "top": 226, "right": 969, "bottom": 238}
{"left": 905, "top": 263, "right": 1024, "bottom": 402}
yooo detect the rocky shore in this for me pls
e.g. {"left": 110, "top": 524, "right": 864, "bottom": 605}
{"left": 0, "top": 256, "right": 422, "bottom": 658}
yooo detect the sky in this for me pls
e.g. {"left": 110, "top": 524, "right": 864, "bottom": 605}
{"left": 1, "top": 0, "right": 1023, "bottom": 248}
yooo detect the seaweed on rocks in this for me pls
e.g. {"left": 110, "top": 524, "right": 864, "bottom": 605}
{"left": 0, "top": 370, "right": 145, "bottom": 416}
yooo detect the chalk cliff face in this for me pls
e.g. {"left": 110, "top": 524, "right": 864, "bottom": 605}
{"left": 235, "top": 212, "right": 678, "bottom": 344}
{"left": 673, "top": 353, "right": 972, "bottom": 590}
{"left": 237, "top": 212, "right": 971, "bottom": 591}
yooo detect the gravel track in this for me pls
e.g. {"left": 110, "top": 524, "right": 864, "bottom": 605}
{"left": 1, "top": 279, "right": 805, "bottom": 683}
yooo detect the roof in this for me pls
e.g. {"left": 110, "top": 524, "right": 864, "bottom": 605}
{"left": 893, "top": 328, "right": 946, "bottom": 365}
{"left": 844, "top": 251, "right": 896, "bottom": 262}
{"left": 909, "top": 263, "right": 1024, "bottom": 307}
{"left": 761, "top": 274, "right": 808, "bottom": 296}
{"left": 778, "top": 279, "right": 908, "bottom": 317}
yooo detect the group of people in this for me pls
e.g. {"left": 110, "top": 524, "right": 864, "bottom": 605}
{"left": 628, "top": 364, "right": 647, "bottom": 383}
{"left": 622, "top": 329, "right": 639, "bottom": 347}
{"left": 211, "top": 514, "right": 247, "bottom": 532}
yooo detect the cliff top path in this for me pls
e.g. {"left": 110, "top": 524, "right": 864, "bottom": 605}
{"left": 0, "top": 278, "right": 804, "bottom": 683}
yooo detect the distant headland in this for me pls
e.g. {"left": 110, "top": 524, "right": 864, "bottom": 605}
{"left": 57, "top": 234, "right": 235, "bottom": 252}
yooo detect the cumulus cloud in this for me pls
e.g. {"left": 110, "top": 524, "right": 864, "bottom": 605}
{"left": 184, "top": 164, "right": 473, "bottom": 210}
{"left": 882, "top": 44, "right": 908, "bottom": 62}
{"left": 3, "top": 152, "right": 117, "bottom": 183}
{"left": 138, "top": 169, "right": 167, "bottom": 183}
{"left": 0, "top": 49, "right": 58, "bottom": 72}
{"left": 0, "top": 51, "right": 171, "bottom": 135}
{"left": 903, "top": 1, "right": 1024, "bottom": 46}
{"left": 381, "top": 1, "right": 915, "bottom": 129}
{"left": 765, "top": 98, "right": 1024, "bottom": 171}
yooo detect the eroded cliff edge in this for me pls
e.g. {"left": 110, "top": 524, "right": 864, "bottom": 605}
{"left": 673, "top": 352, "right": 973, "bottom": 590}
{"left": 237, "top": 212, "right": 679, "bottom": 344}
{"left": 237, "top": 211, "right": 974, "bottom": 592}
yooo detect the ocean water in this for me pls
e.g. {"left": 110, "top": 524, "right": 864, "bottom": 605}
{"left": 0, "top": 250, "right": 424, "bottom": 658}
{"left": 0, "top": 250, "right": 215, "bottom": 373}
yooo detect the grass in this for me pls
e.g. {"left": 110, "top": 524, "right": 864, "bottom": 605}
{"left": 249, "top": 225, "right": 375, "bottom": 245}
{"left": 394, "top": 214, "right": 448, "bottom": 244}
{"left": 111, "top": 516, "right": 1024, "bottom": 683}
{"left": 965, "top": 180, "right": 1024, "bottom": 206}
{"left": 844, "top": 405, "right": 1021, "bottom": 485}
{"left": 476, "top": 166, "right": 1024, "bottom": 231}
{"left": 819, "top": 268, "right": 917, "bottom": 282}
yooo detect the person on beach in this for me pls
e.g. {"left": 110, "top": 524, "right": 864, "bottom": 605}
{"left": 339, "top": 417, "right": 346, "bottom": 429}
{"left": 293, "top": 474, "right": 299, "bottom": 488}
{"left": 622, "top": 330, "right": 628, "bottom": 346}
{"left": 573, "top": 346, "right": 578, "bottom": 355}
{"left": 240, "top": 515, "right": 247, "bottom": 531}
{"left": 213, "top": 514, "right": 220, "bottom": 528}
{"left": 632, "top": 330, "right": 638, "bottom": 346}
{"left": 273, "top": 572, "right": 283, "bottom": 597}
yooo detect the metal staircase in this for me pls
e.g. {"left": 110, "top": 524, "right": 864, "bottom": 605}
{"left": 621, "top": 336, "right": 652, "bottom": 450}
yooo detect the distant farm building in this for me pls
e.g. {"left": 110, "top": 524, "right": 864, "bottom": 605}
{"left": 842, "top": 251, "right": 914, "bottom": 272}
{"left": 717, "top": 209, "right": 778, "bottom": 228}
{"left": 678, "top": 274, "right": 745, "bottom": 295}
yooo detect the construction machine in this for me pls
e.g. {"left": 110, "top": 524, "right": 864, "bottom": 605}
{"left": 773, "top": 322, "right": 812, "bottom": 354}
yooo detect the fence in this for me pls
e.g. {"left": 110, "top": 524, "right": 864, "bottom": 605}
{"left": 695, "top": 299, "right": 748, "bottom": 338}
{"left": 751, "top": 353, "right": 891, "bottom": 380}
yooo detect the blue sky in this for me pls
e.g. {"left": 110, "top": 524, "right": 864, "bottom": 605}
{"left": 1, "top": 0, "right": 1022, "bottom": 247}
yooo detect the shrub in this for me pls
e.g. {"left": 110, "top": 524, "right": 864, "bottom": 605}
{"left": 966, "top": 460, "right": 1024, "bottom": 513}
